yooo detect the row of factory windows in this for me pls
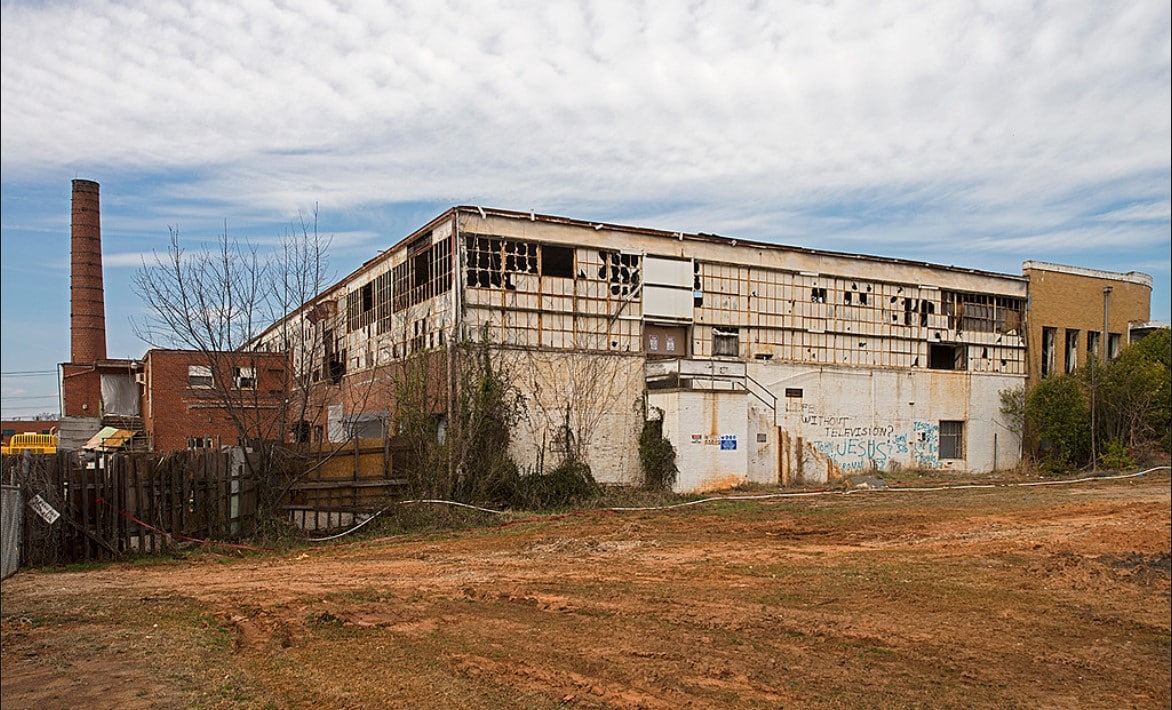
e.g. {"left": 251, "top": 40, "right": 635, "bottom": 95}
{"left": 1039, "top": 327, "right": 1122, "bottom": 378}
{"left": 338, "top": 232, "right": 1024, "bottom": 336}
{"left": 322, "top": 233, "right": 1026, "bottom": 376}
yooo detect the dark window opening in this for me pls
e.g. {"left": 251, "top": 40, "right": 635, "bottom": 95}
{"left": 811, "top": 287, "right": 827, "bottom": 303}
{"left": 541, "top": 244, "right": 574, "bottom": 278}
{"left": 361, "top": 283, "right": 373, "bottom": 312}
{"left": 291, "top": 420, "right": 311, "bottom": 444}
{"left": 323, "top": 328, "right": 345, "bottom": 384}
{"left": 465, "top": 235, "right": 538, "bottom": 290}
{"left": 1041, "top": 327, "right": 1056, "bottom": 377}
{"left": 784, "top": 388, "right": 803, "bottom": 398}
{"left": 844, "top": 291, "right": 852, "bottom": 305}
{"left": 1108, "top": 333, "right": 1121, "bottom": 360}
{"left": 1065, "top": 330, "right": 1079, "bottom": 374}
{"left": 412, "top": 251, "right": 431, "bottom": 295}
{"left": 929, "top": 343, "right": 967, "bottom": 370}
{"left": 1087, "top": 331, "right": 1101, "bottom": 361}
{"left": 939, "top": 420, "right": 964, "bottom": 459}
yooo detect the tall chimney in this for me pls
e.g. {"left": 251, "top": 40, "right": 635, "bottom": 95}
{"left": 71, "top": 179, "right": 107, "bottom": 363}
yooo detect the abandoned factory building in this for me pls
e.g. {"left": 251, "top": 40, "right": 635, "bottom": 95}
{"left": 256, "top": 206, "right": 1154, "bottom": 492}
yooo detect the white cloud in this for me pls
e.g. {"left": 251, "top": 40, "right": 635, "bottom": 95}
{"left": 1, "top": 0, "right": 1169, "bottom": 325}
{"left": 2, "top": 1, "right": 1167, "bottom": 215}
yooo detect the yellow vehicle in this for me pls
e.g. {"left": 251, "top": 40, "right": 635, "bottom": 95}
{"left": 1, "top": 432, "right": 58, "bottom": 455}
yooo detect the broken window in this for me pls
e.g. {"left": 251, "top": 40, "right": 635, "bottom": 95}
{"left": 374, "top": 271, "right": 393, "bottom": 333}
{"left": 386, "top": 234, "right": 452, "bottom": 312}
{"left": 541, "top": 244, "right": 574, "bottom": 278}
{"left": 693, "top": 261, "right": 703, "bottom": 307}
{"left": 1065, "top": 330, "right": 1079, "bottom": 374}
{"left": 230, "top": 367, "right": 254, "bottom": 388}
{"left": 943, "top": 291, "right": 1024, "bottom": 334}
{"left": 323, "top": 328, "right": 345, "bottom": 384}
{"left": 187, "top": 365, "right": 213, "bottom": 389}
{"left": 844, "top": 284, "right": 869, "bottom": 306}
{"left": 713, "top": 327, "right": 739, "bottom": 357}
{"left": 347, "top": 281, "right": 378, "bottom": 332}
{"left": 291, "top": 420, "right": 311, "bottom": 444}
{"left": 1041, "top": 327, "right": 1056, "bottom": 377}
{"left": 939, "top": 420, "right": 964, "bottom": 459}
{"left": 811, "top": 287, "right": 827, "bottom": 303}
{"left": 928, "top": 343, "right": 966, "bottom": 370}
{"left": 598, "top": 250, "right": 640, "bottom": 297}
{"left": 465, "top": 235, "right": 537, "bottom": 290}
{"left": 1087, "top": 331, "right": 1101, "bottom": 361}
{"left": 919, "top": 300, "right": 935, "bottom": 327}
{"left": 392, "top": 260, "right": 411, "bottom": 311}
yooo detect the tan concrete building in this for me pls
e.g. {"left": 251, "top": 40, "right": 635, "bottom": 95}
{"left": 1022, "top": 261, "right": 1153, "bottom": 386}
{"left": 261, "top": 207, "right": 1154, "bottom": 491}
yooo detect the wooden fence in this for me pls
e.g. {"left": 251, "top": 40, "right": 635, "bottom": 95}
{"left": 282, "top": 437, "right": 413, "bottom": 531}
{"left": 1, "top": 437, "right": 417, "bottom": 566}
{"left": 2, "top": 449, "right": 255, "bottom": 566}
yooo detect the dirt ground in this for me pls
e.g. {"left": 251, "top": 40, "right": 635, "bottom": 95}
{"left": 2, "top": 470, "right": 1169, "bottom": 709}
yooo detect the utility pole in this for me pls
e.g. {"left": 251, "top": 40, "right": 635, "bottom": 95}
{"left": 1092, "top": 286, "right": 1112, "bottom": 472}
{"left": 1102, "top": 287, "right": 1112, "bottom": 364}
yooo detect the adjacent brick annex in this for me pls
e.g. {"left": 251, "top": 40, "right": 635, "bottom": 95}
{"left": 140, "top": 349, "right": 288, "bottom": 452}
{"left": 1023, "top": 261, "right": 1152, "bottom": 386}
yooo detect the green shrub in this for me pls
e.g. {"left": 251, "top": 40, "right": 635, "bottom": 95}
{"left": 1025, "top": 374, "right": 1090, "bottom": 470}
{"left": 639, "top": 412, "right": 678, "bottom": 491}
{"left": 507, "top": 458, "right": 598, "bottom": 510}
{"left": 1099, "top": 438, "right": 1134, "bottom": 470}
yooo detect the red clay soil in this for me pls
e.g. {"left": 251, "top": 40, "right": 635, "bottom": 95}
{"left": 2, "top": 471, "right": 1169, "bottom": 709}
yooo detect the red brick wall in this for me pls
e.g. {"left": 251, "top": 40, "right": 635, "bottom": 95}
{"left": 142, "top": 350, "right": 289, "bottom": 452}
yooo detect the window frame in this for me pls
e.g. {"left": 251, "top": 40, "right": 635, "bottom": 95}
{"left": 187, "top": 365, "right": 214, "bottom": 389}
{"left": 939, "top": 420, "right": 964, "bottom": 460}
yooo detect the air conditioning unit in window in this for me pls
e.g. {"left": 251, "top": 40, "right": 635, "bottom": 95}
{"left": 134, "top": 372, "right": 147, "bottom": 385}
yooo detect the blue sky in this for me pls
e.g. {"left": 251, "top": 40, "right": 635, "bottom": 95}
{"left": 2, "top": 0, "right": 1169, "bottom": 419}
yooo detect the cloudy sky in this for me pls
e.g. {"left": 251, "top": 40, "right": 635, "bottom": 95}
{"left": 2, "top": 0, "right": 1169, "bottom": 418}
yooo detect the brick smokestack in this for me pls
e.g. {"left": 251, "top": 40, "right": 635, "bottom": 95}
{"left": 71, "top": 179, "right": 107, "bottom": 363}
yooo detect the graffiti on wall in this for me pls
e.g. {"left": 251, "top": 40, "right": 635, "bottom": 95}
{"left": 911, "top": 421, "right": 939, "bottom": 467}
{"left": 801, "top": 406, "right": 939, "bottom": 471}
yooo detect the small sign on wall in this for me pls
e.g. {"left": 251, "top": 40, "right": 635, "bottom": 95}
{"left": 28, "top": 494, "right": 60, "bottom": 525}
{"left": 691, "top": 434, "right": 739, "bottom": 449}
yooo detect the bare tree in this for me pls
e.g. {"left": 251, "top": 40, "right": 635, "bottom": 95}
{"left": 132, "top": 211, "right": 335, "bottom": 516}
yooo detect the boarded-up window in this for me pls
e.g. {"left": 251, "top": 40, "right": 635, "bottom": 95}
{"left": 713, "top": 327, "right": 739, "bottom": 357}
{"left": 645, "top": 324, "right": 687, "bottom": 358}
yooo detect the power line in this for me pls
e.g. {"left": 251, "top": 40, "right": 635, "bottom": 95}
{"left": 1, "top": 370, "right": 58, "bottom": 377}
